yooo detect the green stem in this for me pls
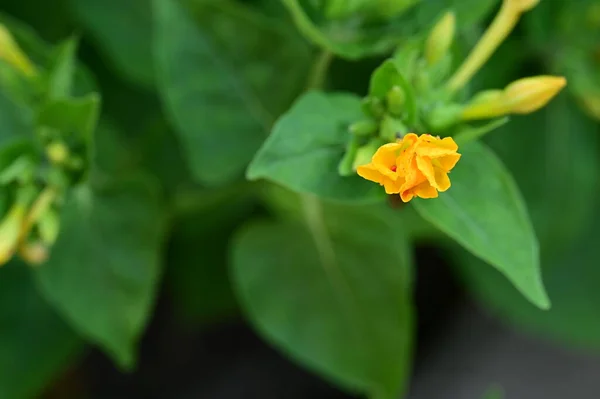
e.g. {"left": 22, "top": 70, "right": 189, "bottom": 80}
{"left": 307, "top": 50, "right": 334, "bottom": 90}
{"left": 446, "top": 2, "right": 517, "bottom": 92}
{"left": 453, "top": 117, "right": 509, "bottom": 145}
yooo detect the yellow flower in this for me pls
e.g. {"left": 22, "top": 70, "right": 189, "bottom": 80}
{"left": 357, "top": 133, "right": 461, "bottom": 202}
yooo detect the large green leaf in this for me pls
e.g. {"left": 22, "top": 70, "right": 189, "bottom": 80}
{"left": 412, "top": 141, "right": 548, "bottom": 309}
{"left": 281, "top": 0, "right": 499, "bottom": 59}
{"left": 68, "top": 0, "right": 155, "bottom": 87}
{"left": 453, "top": 212, "right": 600, "bottom": 351}
{"left": 166, "top": 186, "right": 254, "bottom": 325}
{"left": 484, "top": 96, "right": 600, "bottom": 255}
{"left": 36, "top": 93, "right": 101, "bottom": 140}
{"left": 452, "top": 95, "right": 600, "bottom": 351}
{"left": 0, "top": 13, "right": 98, "bottom": 97}
{"left": 231, "top": 199, "right": 413, "bottom": 398}
{"left": 86, "top": 59, "right": 192, "bottom": 193}
{"left": 0, "top": 263, "right": 83, "bottom": 399}
{"left": 45, "top": 37, "right": 78, "bottom": 99}
{"left": 153, "top": 0, "right": 311, "bottom": 185}
{"left": 35, "top": 178, "right": 167, "bottom": 369}
{"left": 0, "top": 90, "right": 33, "bottom": 146}
{"left": 247, "top": 91, "right": 385, "bottom": 203}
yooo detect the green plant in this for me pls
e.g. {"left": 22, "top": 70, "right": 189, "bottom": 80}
{"left": 0, "top": 0, "right": 597, "bottom": 398}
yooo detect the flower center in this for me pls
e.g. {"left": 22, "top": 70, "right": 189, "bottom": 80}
{"left": 390, "top": 165, "right": 397, "bottom": 172}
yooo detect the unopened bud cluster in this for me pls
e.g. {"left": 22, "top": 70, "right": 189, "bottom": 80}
{"left": 338, "top": 0, "right": 566, "bottom": 174}
{"left": 0, "top": 25, "right": 87, "bottom": 267}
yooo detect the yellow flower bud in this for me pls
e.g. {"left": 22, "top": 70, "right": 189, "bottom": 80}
{"left": 46, "top": 141, "right": 70, "bottom": 165}
{"left": 19, "top": 241, "right": 48, "bottom": 266}
{"left": 0, "top": 204, "right": 26, "bottom": 266}
{"left": 0, "top": 24, "right": 36, "bottom": 77}
{"left": 20, "top": 187, "right": 57, "bottom": 242}
{"left": 504, "top": 76, "right": 567, "bottom": 113}
{"left": 462, "top": 76, "right": 567, "bottom": 120}
{"left": 425, "top": 11, "right": 456, "bottom": 65}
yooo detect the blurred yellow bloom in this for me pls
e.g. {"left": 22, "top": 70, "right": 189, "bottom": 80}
{"left": 19, "top": 241, "right": 48, "bottom": 266}
{"left": 0, "top": 24, "right": 36, "bottom": 77}
{"left": 462, "top": 76, "right": 567, "bottom": 120}
{"left": 0, "top": 203, "right": 26, "bottom": 266}
{"left": 357, "top": 133, "right": 461, "bottom": 202}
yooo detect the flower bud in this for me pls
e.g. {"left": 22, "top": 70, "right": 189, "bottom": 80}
{"left": 379, "top": 115, "right": 408, "bottom": 141}
{"left": 338, "top": 136, "right": 361, "bottom": 177}
{"left": 352, "top": 138, "right": 386, "bottom": 172}
{"left": 0, "top": 203, "right": 26, "bottom": 266}
{"left": 425, "top": 11, "right": 456, "bottom": 65}
{"left": 19, "top": 241, "right": 48, "bottom": 266}
{"left": 0, "top": 24, "right": 36, "bottom": 77}
{"left": 504, "top": 76, "right": 567, "bottom": 113}
{"left": 349, "top": 120, "right": 378, "bottom": 137}
{"left": 362, "top": 97, "right": 385, "bottom": 119}
{"left": 386, "top": 86, "right": 405, "bottom": 117}
{"left": 462, "top": 76, "right": 567, "bottom": 120}
{"left": 46, "top": 141, "right": 70, "bottom": 165}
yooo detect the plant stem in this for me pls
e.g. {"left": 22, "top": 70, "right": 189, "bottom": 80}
{"left": 447, "top": 2, "right": 518, "bottom": 92}
{"left": 307, "top": 50, "right": 334, "bottom": 90}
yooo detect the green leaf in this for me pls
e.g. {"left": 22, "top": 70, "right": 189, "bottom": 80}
{"left": 166, "top": 187, "right": 253, "bottom": 324}
{"left": 248, "top": 91, "right": 384, "bottom": 203}
{"left": 36, "top": 93, "right": 100, "bottom": 139}
{"left": 370, "top": 60, "right": 417, "bottom": 126}
{"left": 231, "top": 199, "right": 413, "bottom": 398}
{"left": 412, "top": 141, "right": 549, "bottom": 309}
{"left": 0, "top": 90, "right": 33, "bottom": 146}
{"left": 281, "top": 0, "right": 498, "bottom": 59}
{"left": 68, "top": 0, "right": 155, "bottom": 87}
{"left": 452, "top": 97, "right": 600, "bottom": 351}
{"left": 370, "top": 60, "right": 404, "bottom": 98}
{"left": 484, "top": 97, "right": 600, "bottom": 255}
{"left": 0, "top": 12, "right": 98, "bottom": 97}
{"left": 45, "top": 36, "right": 79, "bottom": 99}
{"left": 153, "top": 0, "right": 310, "bottom": 185}
{"left": 85, "top": 63, "right": 193, "bottom": 192}
{"left": 0, "top": 263, "right": 83, "bottom": 399}
{"left": 35, "top": 178, "right": 167, "bottom": 369}
{"left": 453, "top": 213, "right": 600, "bottom": 352}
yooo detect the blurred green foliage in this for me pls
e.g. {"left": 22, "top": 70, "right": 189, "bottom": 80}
{"left": 0, "top": 0, "right": 599, "bottom": 398}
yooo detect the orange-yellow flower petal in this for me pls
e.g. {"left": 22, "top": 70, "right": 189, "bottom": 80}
{"left": 355, "top": 133, "right": 460, "bottom": 202}
{"left": 401, "top": 180, "right": 439, "bottom": 202}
